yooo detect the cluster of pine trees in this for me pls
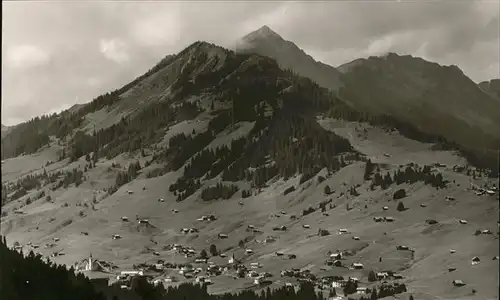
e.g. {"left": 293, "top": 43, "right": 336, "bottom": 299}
{"left": 200, "top": 183, "right": 239, "bottom": 201}
{"left": 364, "top": 160, "right": 447, "bottom": 190}
{"left": 0, "top": 235, "right": 333, "bottom": 300}
{"left": 109, "top": 161, "right": 142, "bottom": 194}
{"left": 0, "top": 236, "right": 107, "bottom": 300}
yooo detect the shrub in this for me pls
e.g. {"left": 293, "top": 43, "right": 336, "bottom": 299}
{"left": 199, "top": 249, "right": 208, "bottom": 259}
{"left": 324, "top": 185, "right": 331, "bottom": 195}
{"left": 303, "top": 206, "right": 315, "bottom": 216}
{"left": 209, "top": 244, "right": 218, "bottom": 256}
{"left": 368, "top": 270, "right": 377, "bottom": 282}
{"left": 393, "top": 189, "right": 406, "bottom": 200}
{"left": 397, "top": 202, "right": 406, "bottom": 212}
{"left": 283, "top": 186, "right": 295, "bottom": 195}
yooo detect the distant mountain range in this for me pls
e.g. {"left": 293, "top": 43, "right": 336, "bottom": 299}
{"left": 1, "top": 25, "right": 499, "bottom": 171}
{"left": 235, "top": 26, "right": 500, "bottom": 167}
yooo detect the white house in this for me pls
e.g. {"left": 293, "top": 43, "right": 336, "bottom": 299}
{"left": 352, "top": 263, "right": 364, "bottom": 269}
{"left": 121, "top": 270, "right": 143, "bottom": 276}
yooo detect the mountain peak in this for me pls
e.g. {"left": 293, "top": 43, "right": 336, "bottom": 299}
{"left": 241, "top": 25, "right": 283, "bottom": 43}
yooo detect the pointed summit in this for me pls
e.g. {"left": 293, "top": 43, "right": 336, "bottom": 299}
{"left": 241, "top": 25, "right": 283, "bottom": 43}
{"left": 235, "top": 26, "right": 343, "bottom": 91}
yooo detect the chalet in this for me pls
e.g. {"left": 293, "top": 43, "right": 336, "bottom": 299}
{"left": 121, "top": 270, "right": 144, "bottom": 276}
{"left": 153, "top": 251, "right": 160, "bottom": 256}
{"left": 280, "top": 225, "right": 287, "bottom": 231}
{"left": 127, "top": 190, "right": 134, "bottom": 195}
{"left": 383, "top": 206, "right": 389, "bottom": 210}
{"left": 218, "top": 233, "right": 228, "bottom": 239}
{"left": 352, "top": 263, "right": 364, "bottom": 269}
{"left": 383, "top": 153, "right": 390, "bottom": 157}
{"left": 53, "top": 237, "right": 60, "bottom": 242}
{"left": 276, "top": 251, "right": 284, "bottom": 257}
{"left": 121, "top": 216, "right": 129, "bottom": 222}
{"left": 302, "top": 224, "right": 311, "bottom": 228}
{"left": 420, "top": 204, "right": 427, "bottom": 207}
{"left": 459, "top": 219, "right": 468, "bottom": 224}
{"left": 330, "top": 253, "right": 342, "bottom": 260}
{"left": 452, "top": 280, "right": 466, "bottom": 287}
{"left": 448, "top": 268, "right": 457, "bottom": 272}
{"left": 327, "top": 260, "right": 342, "bottom": 267}
{"left": 219, "top": 253, "right": 227, "bottom": 258}
{"left": 352, "top": 236, "right": 360, "bottom": 240}
{"left": 264, "top": 236, "right": 276, "bottom": 243}
{"left": 238, "top": 201, "right": 244, "bottom": 206}
{"left": 426, "top": 219, "right": 438, "bottom": 225}
{"left": 248, "top": 225, "right": 255, "bottom": 229}
{"left": 449, "top": 249, "right": 456, "bottom": 253}
{"left": 493, "top": 256, "right": 499, "bottom": 260}
{"left": 172, "top": 209, "right": 179, "bottom": 213}
{"left": 288, "top": 254, "right": 297, "bottom": 259}
{"left": 445, "top": 196, "right": 456, "bottom": 201}
{"left": 181, "top": 228, "right": 190, "bottom": 233}
{"left": 356, "top": 287, "right": 368, "bottom": 295}
{"left": 250, "top": 262, "right": 261, "bottom": 268}
{"left": 195, "top": 259, "right": 207, "bottom": 263}
{"left": 323, "top": 212, "right": 329, "bottom": 216}
{"left": 377, "top": 272, "right": 389, "bottom": 279}
{"left": 338, "top": 229, "right": 348, "bottom": 234}
{"left": 373, "top": 217, "right": 383, "bottom": 222}
{"left": 396, "top": 245, "right": 410, "bottom": 251}
{"left": 486, "top": 190, "right": 495, "bottom": 196}
{"left": 245, "top": 249, "right": 254, "bottom": 254}
{"left": 158, "top": 198, "right": 164, "bottom": 202}
{"left": 189, "top": 228, "right": 198, "bottom": 233}
{"left": 112, "top": 234, "right": 122, "bottom": 240}
{"left": 481, "top": 229, "right": 492, "bottom": 234}
{"left": 472, "top": 257, "right": 480, "bottom": 265}
{"left": 138, "top": 219, "right": 149, "bottom": 224}
{"left": 384, "top": 216, "right": 395, "bottom": 222}
{"left": 392, "top": 273, "right": 403, "bottom": 279}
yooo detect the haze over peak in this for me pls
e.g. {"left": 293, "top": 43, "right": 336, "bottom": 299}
{"left": 235, "top": 25, "right": 343, "bottom": 91}
{"left": 241, "top": 25, "right": 283, "bottom": 42}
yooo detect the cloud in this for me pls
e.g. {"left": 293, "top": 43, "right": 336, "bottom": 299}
{"left": 4, "top": 45, "right": 50, "bottom": 69}
{"left": 1, "top": 1, "right": 498, "bottom": 126}
{"left": 99, "top": 38, "right": 130, "bottom": 63}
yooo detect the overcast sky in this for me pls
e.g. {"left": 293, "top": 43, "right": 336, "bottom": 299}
{"left": 2, "top": 0, "right": 499, "bottom": 126}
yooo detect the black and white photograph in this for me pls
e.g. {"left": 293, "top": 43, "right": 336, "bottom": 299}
{"left": 1, "top": 1, "right": 499, "bottom": 300}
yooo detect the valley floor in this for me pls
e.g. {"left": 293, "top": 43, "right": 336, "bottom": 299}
{"left": 2, "top": 117, "right": 498, "bottom": 300}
